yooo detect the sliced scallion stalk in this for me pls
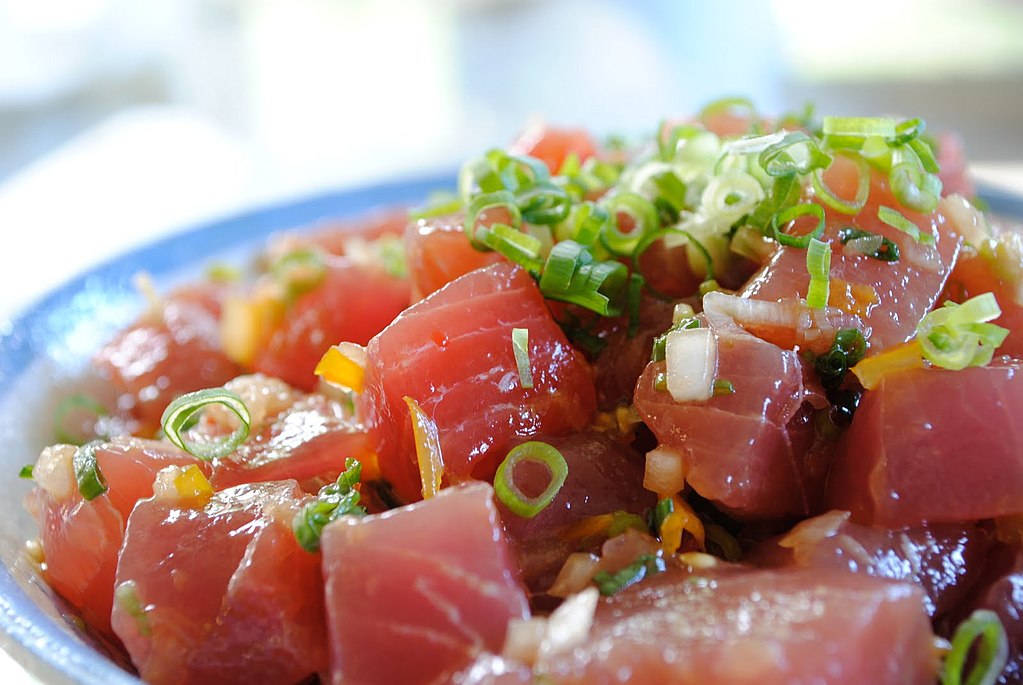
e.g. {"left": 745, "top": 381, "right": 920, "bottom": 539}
{"left": 941, "top": 609, "right": 1008, "bottom": 685}
{"left": 805, "top": 238, "right": 832, "bottom": 309}
{"left": 916, "top": 294, "right": 1009, "bottom": 371}
{"left": 292, "top": 458, "right": 366, "bottom": 553}
{"left": 770, "top": 203, "right": 825, "bottom": 249}
{"left": 494, "top": 441, "right": 568, "bottom": 518}
{"left": 161, "top": 388, "right": 251, "bottom": 461}
{"left": 600, "top": 192, "right": 659, "bottom": 256}
{"left": 592, "top": 553, "right": 666, "bottom": 596}
{"left": 878, "top": 205, "right": 936, "bottom": 246}
{"left": 810, "top": 152, "right": 870, "bottom": 215}
{"left": 511, "top": 327, "right": 533, "bottom": 389}
{"left": 73, "top": 440, "right": 108, "bottom": 501}
{"left": 758, "top": 131, "right": 831, "bottom": 178}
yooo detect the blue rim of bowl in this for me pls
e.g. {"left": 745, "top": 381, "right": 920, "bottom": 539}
{"left": 0, "top": 172, "right": 454, "bottom": 684}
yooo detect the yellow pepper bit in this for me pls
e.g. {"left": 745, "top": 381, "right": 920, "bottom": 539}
{"left": 174, "top": 465, "right": 214, "bottom": 505}
{"left": 660, "top": 495, "right": 706, "bottom": 556}
{"left": 850, "top": 339, "right": 924, "bottom": 390}
{"left": 314, "top": 345, "right": 366, "bottom": 393}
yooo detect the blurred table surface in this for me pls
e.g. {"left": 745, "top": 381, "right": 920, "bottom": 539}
{"left": 0, "top": 105, "right": 1022, "bottom": 684}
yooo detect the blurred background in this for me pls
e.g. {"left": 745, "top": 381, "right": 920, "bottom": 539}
{"left": 2, "top": 0, "right": 1023, "bottom": 317}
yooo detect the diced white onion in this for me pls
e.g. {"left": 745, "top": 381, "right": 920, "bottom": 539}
{"left": 548, "top": 552, "right": 601, "bottom": 598}
{"left": 643, "top": 446, "right": 685, "bottom": 496}
{"left": 502, "top": 617, "right": 547, "bottom": 666}
{"left": 539, "top": 587, "right": 600, "bottom": 661}
{"left": 940, "top": 194, "right": 991, "bottom": 247}
{"left": 33, "top": 444, "right": 77, "bottom": 499}
{"left": 664, "top": 327, "right": 717, "bottom": 402}
{"left": 672, "top": 302, "right": 696, "bottom": 324}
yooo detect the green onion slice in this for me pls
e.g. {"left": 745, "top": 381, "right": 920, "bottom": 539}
{"left": 270, "top": 247, "right": 327, "bottom": 300}
{"left": 633, "top": 227, "right": 716, "bottom": 297}
{"left": 892, "top": 118, "right": 926, "bottom": 146}
{"left": 465, "top": 190, "right": 522, "bottom": 248}
{"left": 600, "top": 192, "right": 660, "bottom": 256}
{"left": 560, "top": 201, "right": 610, "bottom": 246}
{"left": 917, "top": 294, "right": 1009, "bottom": 371}
{"left": 593, "top": 553, "right": 666, "bottom": 596}
{"left": 814, "top": 328, "right": 867, "bottom": 390}
{"left": 758, "top": 131, "right": 832, "bottom": 178}
{"left": 771, "top": 203, "right": 826, "bottom": 248}
{"left": 713, "top": 379, "right": 736, "bottom": 396}
{"left": 805, "top": 238, "right": 832, "bottom": 309}
{"left": 941, "top": 609, "right": 1008, "bottom": 685}
{"left": 53, "top": 394, "right": 109, "bottom": 446}
{"left": 114, "top": 581, "right": 151, "bottom": 637}
{"left": 890, "top": 161, "right": 941, "bottom": 214}
{"left": 517, "top": 183, "right": 572, "bottom": 226}
{"left": 479, "top": 223, "right": 544, "bottom": 274}
{"left": 292, "top": 457, "right": 367, "bottom": 553}
{"left": 909, "top": 137, "right": 941, "bottom": 174}
{"left": 811, "top": 152, "right": 870, "bottom": 215}
{"left": 838, "top": 227, "right": 900, "bottom": 262}
{"left": 19, "top": 465, "right": 34, "bottom": 480}
{"left": 878, "top": 205, "right": 936, "bottom": 245}
{"left": 821, "top": 116, "right": 897, "bottom": 149}
{"left": 539, "top": 241, "right": 629, "bottom": 317}
{"left": 494, "top": 441, "right": 568, "bottom": 518}
{"left": 511, "top": 327, "right": 533, "bottom": 389}
{"left": 73, "top": 440, "right": 109, "bottom": 501}
{"left": 161, "top": 388, "right": 251, "bottom": 461}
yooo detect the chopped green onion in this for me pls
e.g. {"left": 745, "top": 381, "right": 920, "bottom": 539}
{"left": 511, "top": 328, "right": 533, "bottom": 389}
{"left": 409, "top": 192, "right": 463, "bottom": 220}
{"left": 19, "top": 465, "right": 34, "bottom": 480}
{"left": 53, "top": 394, "right": 109, "bottom": 446}
{"left": 651, "top": 316, "right": 700, "bottom": 363}
{"left": 758, "top": 131, "right": 832, "bottom": 178}
{"left": 878, "top": 205, "right": 936, "bottom": 246}
{"left": 941, "top": 609, "right": 1008, "bottom": 685}
{"left": 539, "top": 241, "right": 629, "bottom": 316}
{"left": 292, "top": 458, "right": 367, "bottom": 553}
{"left": 814, "top": 328, "right": 867, "bottom": 390}
{"left": 517, "top": 183, "right": 572, "bottom": 226}
{"left": 494, "top": 441, "right": 568, "bottom": 518}
{"left": 600, "top": 192, "right": 659, "bottom": 256}
{"left": 607, "top": 511, "right": 650, "bottom": 537}
{"left": 650, "top": 170, "right": 689, "bottom": 214}
{"left": 465, "top": 190, "right": 522, "bottom": 248}
{"left": 699, "top": 97, "right": 757, "bottom": 129}
{"left": 560, "top": 201, "right": 610, "bottom": 246}
{"left": 917, "top": 294, "right": 1009, "bottom": 371}
{"left": 652, "top": 497, "right": 675, "bottom": 531}
{"left": 892, "top": 118, "right": 926, "bottom": 146}
{"left": 811, "top": 152, "right": 870, "bottom": 215}
{"left": 73, "top": 440, "right": 108, "bottom": 501}
{"left": 821, "top": 116, "right": 897, "bottom": 149}
{"left": 908, "top": 137, "right": 941, "bottom": 174}
{"left": 712, "top": 379, "right": 736, "bottom": 396}
{"left": 270, "top": 247, "right": 327, "bottom": 300}
{"left": 805, "top": 238, "right": 832, "bottom": 309}
{"left": 114, "top": 581, "right": 151, "bottom": 637}
{"left": 771, "top": 203, "right": 825, "bottom": 249}
{"left": 633, "top": 227, "right": 716, "bottom": 288}
{"left": 592, "top": 553, "right": 667, "bottom": 596}
{"left": 838, "top": 227, "right": 900, "bottom": 262}
{"left": 704, "top": 523, "right": 742, "bottom": 562}
{"left": 890, "top": 161, "right": 942, "bottom": 214}
{"left": 479, "top": 223, "right": 545, "bottom": 273}
{"left": 161, "top": 388, "right": 251, "bottom": 461}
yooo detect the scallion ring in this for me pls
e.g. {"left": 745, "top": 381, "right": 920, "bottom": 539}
{"left": 494, "top": 441, "right": 568, "bottom": 518}
{"left": 632, "top": 227, "right": 715, "bottom": 300}
{"left": 941, "top": 609, "right": 1008, "bottom": 685}
{"left": 600, "top": 192, "right": 660, "bottom": 256}
{"left": 161, "top": 388, "right": 251, "bottom": 461}
{"left": 560, "top": 201, "right": 610, "bottom": 246}
{"left": 770, "top": 203, "right": 826, "bottom": 248}
{"left": 517, "top": 183, "right": 572, "bottom": 226}
{"left": 465, "top": 190, "right": 522, "bottom": 248}
{"left": 479, "top": 223, "right": 545, "bottom": 274}
{"left": 810, "top": 151, "right": 870, "bottom": 215}
{"left": 73, "top": 440, "right": 109, "bottom": 501}
{"left": 758, "top": 131, "right": 832, "bottom": 178}
{"left": 890, "top": 162, "right": 941, "bottom": 214}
